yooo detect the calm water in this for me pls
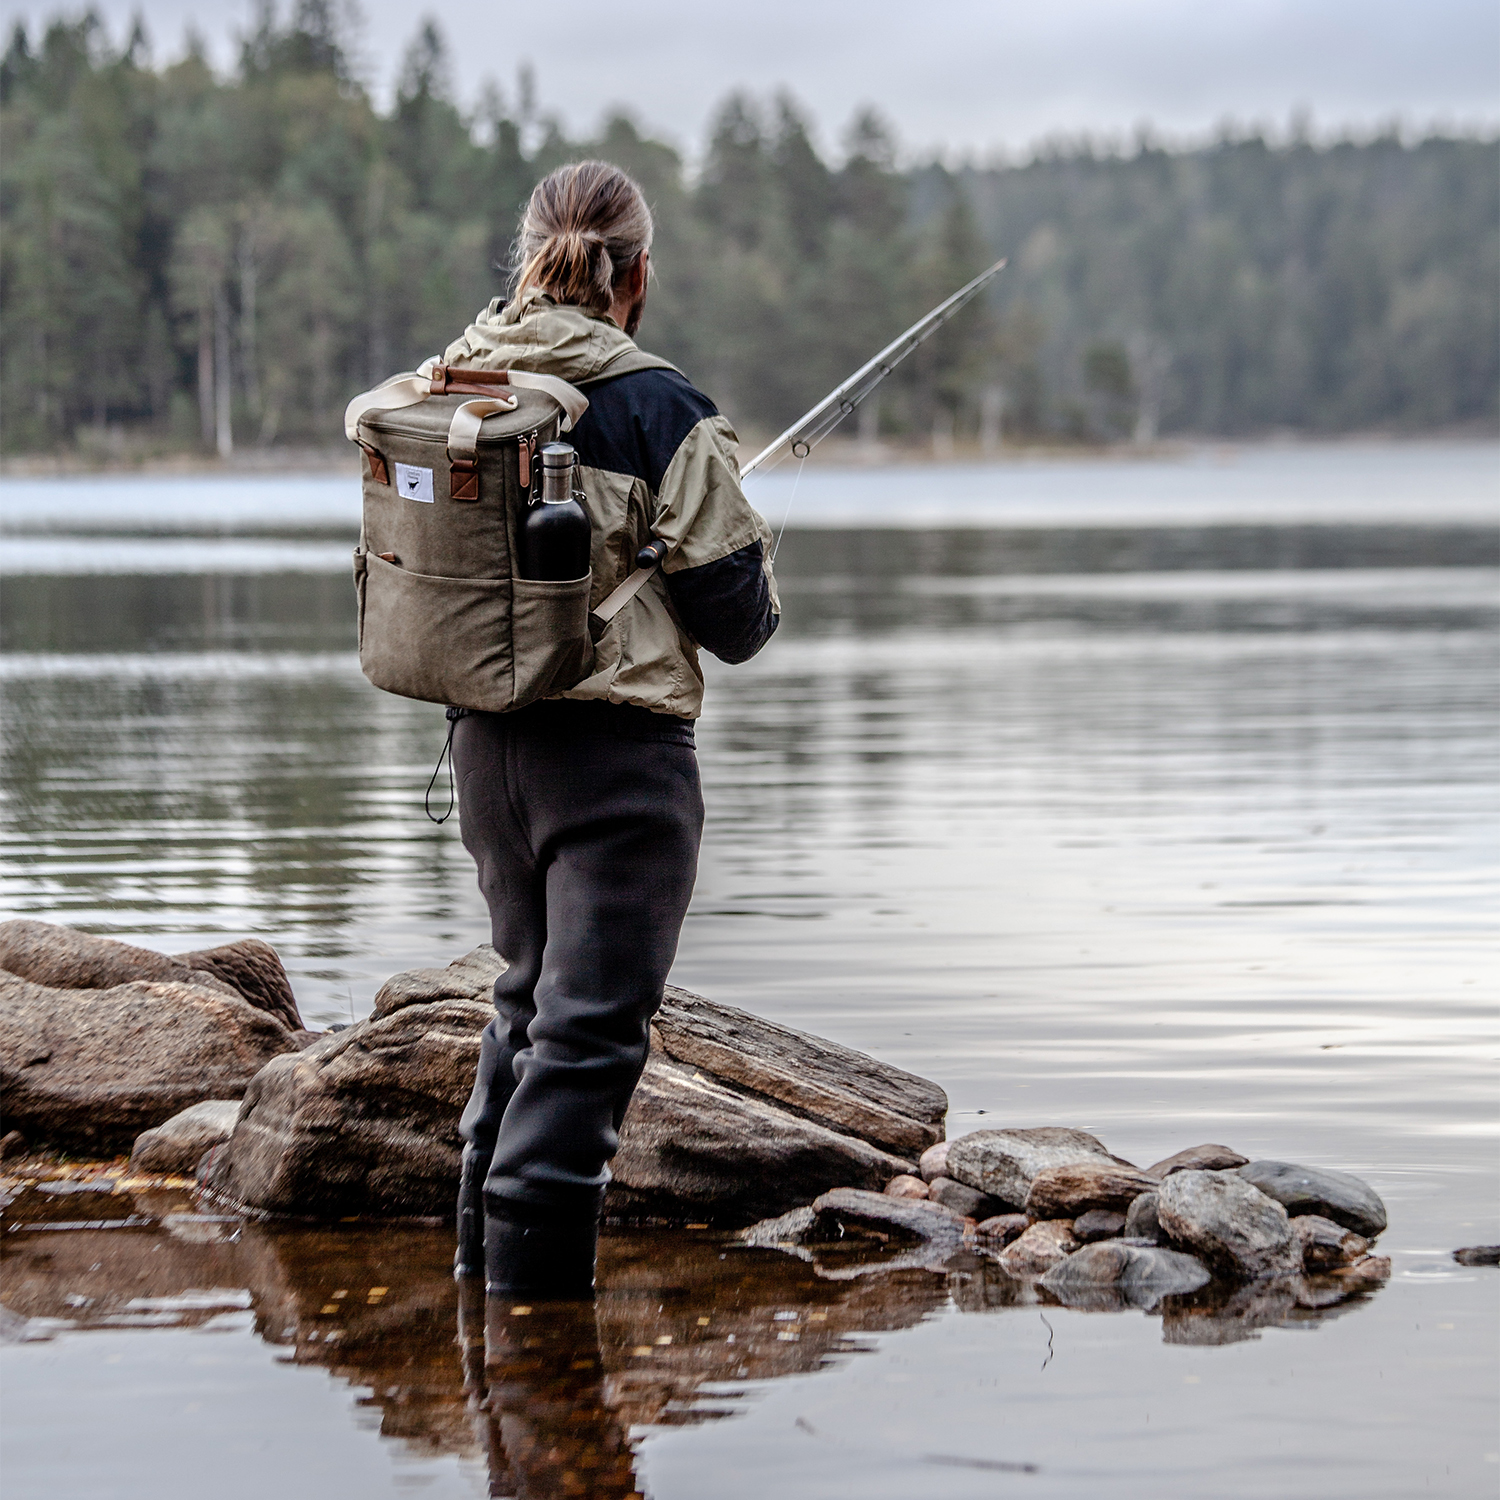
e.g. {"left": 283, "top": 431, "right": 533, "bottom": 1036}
{"left": 1, "top": 442, "right": 1497, "bottom": 1497}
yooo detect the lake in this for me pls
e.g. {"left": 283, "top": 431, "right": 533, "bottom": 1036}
{"left": 1, "top": 440, "right": 1497, "bottom": 1498}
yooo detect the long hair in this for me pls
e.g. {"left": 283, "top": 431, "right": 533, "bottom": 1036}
{"left": 514, "top": 160, "right": 653, "bottom": 314}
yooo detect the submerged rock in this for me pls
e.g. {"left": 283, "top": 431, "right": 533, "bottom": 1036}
{"left": 1024, "top": 1161, "right": 1156, "bottom": 1219}
{"left": 1236, "top": 1160, "right": 1387, "bottom": 1239}
{"left": 1156, "top": 1169, "right": 1301, "bottom": 1280}
{"left": 1453, "top": 1245, "right": 1500, "bottom": 1266}
{"left": 203, "top": 956, "right": 943, "bottom": 1225}
{"left": 0, "top": 970, "right": 296, "bottom": 1153}
{"left": 928, "top": 1176, "right": 1005, "bottom": 1220}
{"left": 1072, "top": 1208, "right": 1126, "bottom": 1243}
{"left": 1124, "top": 1191, "right": 1162, "bottom": 1243}
{"left": 0, "top": 919, "right": 304, "bottom": 1029}
{"left": 1040, "top": 1242, "right": 1211, "bottom": 1309}
{"left": 996, "top": 1220, "right": 1079, "bottom": 1277}
{"left": 1292, "top": 1214, "right": 1369, "bottom": 1271}
{"left": 129, "top": 1100, "right": 241, "bottom": 1176}
{"left": 1144, "top": 1144, "right": 1248, "bottom": 1180}
{"left": 946, "top": 1127, "right": 1127, "bottom": 1209}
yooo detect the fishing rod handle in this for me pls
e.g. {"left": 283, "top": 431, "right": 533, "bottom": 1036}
{"left": 636, "top": 536, "right": 669, "bottom": 569}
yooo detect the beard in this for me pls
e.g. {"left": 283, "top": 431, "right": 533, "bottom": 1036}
{"left": 623, "top": 290, "right": 647, "bottom": 337}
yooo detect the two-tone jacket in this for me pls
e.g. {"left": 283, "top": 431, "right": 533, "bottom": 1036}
{"left": 442, "top": 290, "right": 780, "bottom": 720}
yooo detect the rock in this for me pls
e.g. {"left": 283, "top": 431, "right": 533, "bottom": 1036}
{"left": 0, "top": 919, "right": 302, "bottom": 1029}
{"left": 1452, "top": 1245, "right": 1500, "bottom": 1266}
{"left": 1156, "top": 1169, "right": 1301, "bottom": 1280}
{"left": 946, "top": 1127, "right": 1129, "bottom": 1209}
{"left": 371, "top": 945, "right": 506, "bottom": 1017}
{"left": 739, "top": 1205, "right": 819, "bottom": 1248}
{"left": 1072, "top": 1208, "right": 1126, "bottom": 1243}
{"left": 884, "top": 1175, "right": 930, "bottom": 1200}
{"left": 974, "top": 1213, "right": 1030, "bottom": 1247}
{"left": 996, "top": 1220, "right": 1079, "bottom": 1277}
{"left": 1236, "top": 1160, "right": 1387, "bottom": 1238}
{"left": 1124, "top": 1191, "right": 1161, "bottom": 1243}
{"left": 928, "top": 1176, "right": 1005, "bottom": 1220}
{"left": 650, "top": 987, "right": 946, "bottom": 1162}
{"left": 808, "top": 1188, "right": 966, "bottom": 1258}
{"left": 203, "top": 999, "right": 491, "bottom": 1217}
{"left": 1024, "top": 1161, "right": 1157, "bottom": 1219}
{"left": 171, "top": 940, "right": 304, "bottom": 1031}
{"left": 1145, "top": 1144, "right": 1248, "bottom": 1180}
{"left": 1292, "top": 1214, "right": 1369, "bottom": 1271}
{"left": 0, "top": 1129, "right": 24, "bottom": 1162}
{"left": 204, "top": 968, "right": 938, "bottom": 1225}
{"left": 1040, "top": 1242, "right": 1211, "bottom": 1309}
{"left": 128, "top": 1101, "right": 242, "bottom": 1177}
{"left": 0, "top": 970, "right": 297, "bottom": 1153}
{"left": 918, "top": 1140, "right": 951, "bottom": 1183}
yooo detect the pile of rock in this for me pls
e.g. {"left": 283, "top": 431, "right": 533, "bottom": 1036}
{"left": 742, "top": 1124, "right": 1393, "bottom": 1305}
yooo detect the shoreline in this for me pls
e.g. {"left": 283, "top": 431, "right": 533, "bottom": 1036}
{"left": 2, "top": 428, "right": 1495, "bottom": 481}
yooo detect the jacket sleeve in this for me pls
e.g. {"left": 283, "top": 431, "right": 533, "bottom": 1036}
{"left": 653, "top": 413, "right": 781, "bottom": 664}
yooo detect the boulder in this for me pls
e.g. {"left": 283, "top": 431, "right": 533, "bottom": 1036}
{"left": 810, "top": 1188, "right": 965, "bottom": 1252}
{"left": 1072, "top": 1208, "right": 1126, "bottom": 1243}
{"left": 172, "top": 940, "right": 304, "bottom": 1031}
{"left": 203, "top": 999, "right": 491, "bottom": 1218}
{"left": 1039, "top": 1242, "right": 1211, "bottom": 1309}
{"left": 1124, "top": 1190, "right": 1162, "bottom": 1243}
{"left": 946, "top": 1127, "right": 1128, "bottom": 1210}
{"left": 1024, "top": 1161, "right": 1157, "bottom": 1219}
{"left": 0, "top": 970, "right": 296, "bottom": 1153}
{"left": 738, "top": 1188, "right": 968, "bottom": 1274}
{"left": 918, "top": 1140, "right": 951, "bottom": 1183}
{"left": 1236, "top": 1160, "right": 1387, "bottom": 1239}
{"left": 202, "top": 959, "right": 942, "bottom": 1226}
{"left": 371, "top": 945, "right": 506, "bottom": 1017}
{"left": 1292, "top": 1214, "right": 1369, "bottom": 1271}
{"left": 996, "top": 1220, "right": 1079, "bottom": 1277}
{"left": 928, "top": 1176, "right": 1006, "bottom": 1220}
{"left": 974, "top": 1213, "right": 1030, "bottom": 1248}
{"left": 1145, "top": 1144, "right": 1248, "bottom": 1180}
{"left": 1156, "top": 1169, "right": 1301, "bottom": 1280}
{"left": 0, "top": 919, "right": 302, "bottom": 1028}
{"left": 129, "top": 1100, "right": 242, "bottom": 1176}
{"left": 884, "top": 1175, "right": 929, "bottom": 1200}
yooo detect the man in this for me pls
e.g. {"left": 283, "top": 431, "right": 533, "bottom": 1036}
{"left": 446, "top": 160, "right": 779, "bottom": 1297}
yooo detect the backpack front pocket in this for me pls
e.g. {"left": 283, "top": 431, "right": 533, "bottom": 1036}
{"left": 511, "top": 572, "right": 594, "bottom": 705}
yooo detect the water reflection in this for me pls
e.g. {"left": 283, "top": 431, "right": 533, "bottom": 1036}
{"left": 1, "top": 1181, "right": 1394, "bottom": 1495}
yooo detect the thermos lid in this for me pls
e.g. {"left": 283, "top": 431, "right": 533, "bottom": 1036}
{"left": 540, "top": 442, "right": 575, "bottom": 470}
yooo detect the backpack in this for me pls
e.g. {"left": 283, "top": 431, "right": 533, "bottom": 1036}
{"left": 346, "top": 359, "right": 598, "bottom": 714}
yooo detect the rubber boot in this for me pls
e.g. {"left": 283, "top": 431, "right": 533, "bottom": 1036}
{"left": 483, "top": 1194, "right": 601, "bottom": 1300}
{"left": 454, "top": 1144, "right": 487, "bottom": 1280}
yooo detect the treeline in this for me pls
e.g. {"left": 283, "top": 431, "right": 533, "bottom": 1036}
{"left": 2, "top": 5, "right": 1495, "bottom": 456}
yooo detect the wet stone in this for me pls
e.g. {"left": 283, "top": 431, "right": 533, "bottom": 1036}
{"left": 1024, "top": 1161, "right": 1157, "bottom": 1219}
{"left": 1039, "top": 1241, "right": 1211, "bottom": 1309}
{"left": 1156, "top": 1169, "right": 1301, "bottom": 1280}
{"left": 974, "top": 1213, "right": 1030, "bottom": 1248}
{"left": 996, "top": 1220, "right": 1079, "bottom": 1278}
{"left": 1452, "top": 1245, "right": 1500, "bottom": 1267}
{"left": 129, "top": 1100, "right": 241, "bottom": 1177}
{"left": 928, "top": 1176, "right": 1006, "bottom": 1220}
{"left": 883, "top": 1175, "right": 930, "bottom": 1200}
{"left": 946, "top": 1127, "right": 1125, "bottom": 1209}
{"left": 1124, "top": 1191, "right": 1161, "bottom": 1243}
{"left": 1145, "top": 1144, "right": 1249, "bottom": 1180}
{"left": 918, "top": 1140, "right": 951, "bottom": 1183}
{"left": 1072, "top": 1209, "right": 1126, "bottom": 1243}
{"left": 1292, "top": 1214, "right": 1369, "bottom": 1271}
{"left": 1236, "top": 1160, "right": 1387, "bottom": 1239}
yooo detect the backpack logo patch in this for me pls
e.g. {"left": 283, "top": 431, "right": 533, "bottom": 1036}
{"left": 394, "top": 463, "right": 435, "bottom": 503}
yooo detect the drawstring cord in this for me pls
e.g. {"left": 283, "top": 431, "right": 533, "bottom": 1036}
{"left": 425, "top": 708, "right": 465, "bottom": 824}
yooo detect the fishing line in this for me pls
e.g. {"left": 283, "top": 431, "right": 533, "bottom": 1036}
{"left": 770, "top": 449, "right": 808, "bottom": 563}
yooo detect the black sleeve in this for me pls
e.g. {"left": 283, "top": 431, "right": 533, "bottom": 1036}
{"left": 664, "top": 540, "right": 780, "bottom": 664}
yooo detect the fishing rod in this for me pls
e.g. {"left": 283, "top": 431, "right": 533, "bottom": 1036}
{"left": 591, "top": 258, "right": 1007, "bottom": 629}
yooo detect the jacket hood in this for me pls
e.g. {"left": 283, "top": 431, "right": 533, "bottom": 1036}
{"left": 442, "top": 289, "right": 643, "bottom": 384}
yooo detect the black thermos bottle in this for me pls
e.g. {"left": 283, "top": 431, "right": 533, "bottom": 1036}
{"left": 518, "top": 442, "right": 591, "bottom": 580}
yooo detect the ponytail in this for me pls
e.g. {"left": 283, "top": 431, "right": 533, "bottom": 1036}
{"left": 515, "top": 161, "right": 653, "bottom": 314}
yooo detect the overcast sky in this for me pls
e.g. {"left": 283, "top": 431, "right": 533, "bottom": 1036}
{"left": 4, "top": 0, "right": 1496, "bottom": 159}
